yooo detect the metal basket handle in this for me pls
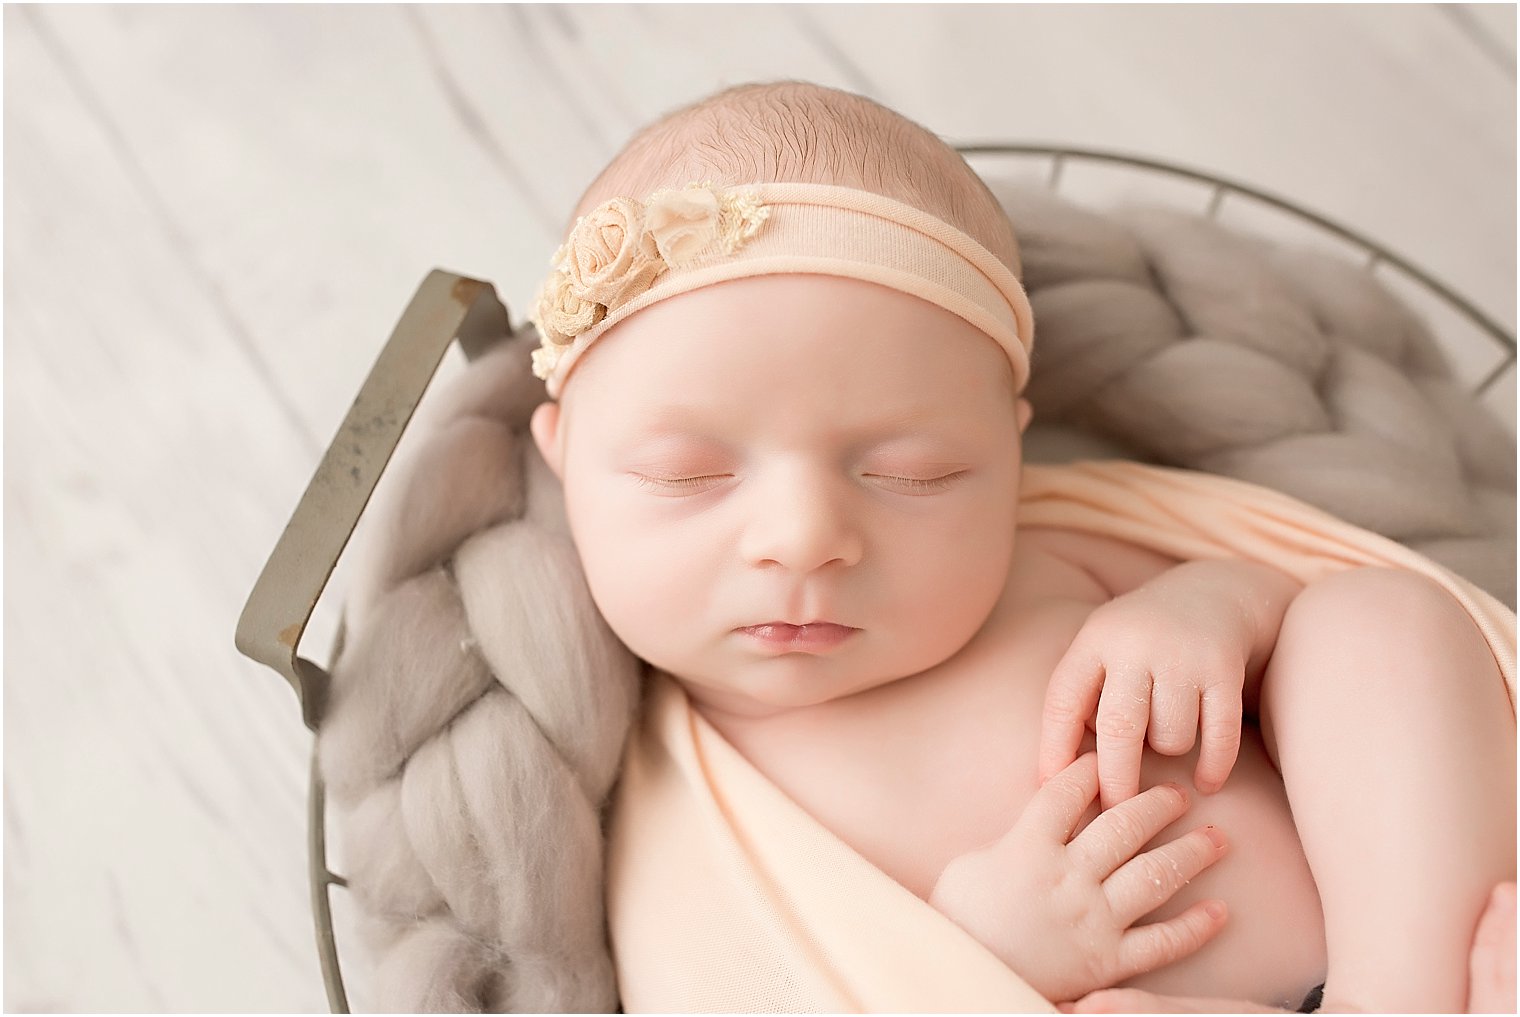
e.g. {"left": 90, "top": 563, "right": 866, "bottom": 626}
{"left": 234, "top": 269, "right": 510, "bottom": 731}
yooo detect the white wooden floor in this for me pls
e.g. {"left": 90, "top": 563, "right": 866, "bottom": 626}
{"left": 5, "top": 4, "right": 1515, "bottom": 1012}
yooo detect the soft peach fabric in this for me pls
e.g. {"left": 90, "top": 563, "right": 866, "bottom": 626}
{"left": 606, "top": 460, "right": 1516, "bottom": 1013}
{"left": 544, "top": 182, "right": 1037, "bottom": 399}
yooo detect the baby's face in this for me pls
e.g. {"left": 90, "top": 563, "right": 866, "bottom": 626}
{"left": 532, "top": 274, "right": 1031, "bottom": 721}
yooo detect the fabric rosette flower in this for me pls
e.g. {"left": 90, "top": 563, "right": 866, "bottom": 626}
{"left": 532, "top": 270, "right": 605, "bottom": 349}
{"left": 560, "top": 197, "right": 666, "bottom": 309}
{"left": 530, "top": 343, "right": 564, "bottom": 380}
{"left": 645, "top": 185, "right": 724, "bottom": 268}
{"left": 530, "top": 181, "right": 773, "bottom": 383}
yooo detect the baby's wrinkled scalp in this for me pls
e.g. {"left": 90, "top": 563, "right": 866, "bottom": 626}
{"left": 568, "top": 80, "right": 1022, "bottom": 277}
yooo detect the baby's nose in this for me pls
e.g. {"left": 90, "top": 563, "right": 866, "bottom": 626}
{"left": 739, "top": 472, "right": 863, "bottom": 573}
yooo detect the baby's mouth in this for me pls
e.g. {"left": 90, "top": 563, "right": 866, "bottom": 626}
{"left": 737, "top": 622, "right": 859, "bottom": 653}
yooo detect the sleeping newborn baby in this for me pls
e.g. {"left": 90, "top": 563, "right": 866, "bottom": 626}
{"left": 527, "top": 81, "right": 1516, "bottom": 1012}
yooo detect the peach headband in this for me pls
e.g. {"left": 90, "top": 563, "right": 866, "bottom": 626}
{"left": 529, "top": 180, "right": 1035, "bottom": 399}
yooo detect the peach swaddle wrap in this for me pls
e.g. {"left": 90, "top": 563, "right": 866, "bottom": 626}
{"left": 607, "top": 460, "right": 1517, "bottom": 1013}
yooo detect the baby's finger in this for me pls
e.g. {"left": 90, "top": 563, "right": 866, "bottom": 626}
{"left": 1038, "top": 650, "right": 1104, "bottom": 784}
{"left": 1069, "top": 782, "right": 1191, "bottom": 877}
{"left": 1096, "top": 667, "right": 1152, "bottom": 809}
{"left": 1023, "top": 752, "right": 1101, "bottom": 843}
{"left": 1194, "top": 684, "right": 1243, "bottom": 794}
{"left": 1112, "top": 899, "right": 1228, "bottom": 984}
{"left": 1146, "top": 679, "right": 1199, "bottom": 757}
{"left": 1105, "top": 825, "right": 1229, "bottom": 926}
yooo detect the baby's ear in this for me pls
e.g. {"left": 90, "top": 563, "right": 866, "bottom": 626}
{"left": 1015, "top": 397, "right": 1034, "bottom": 435}
{"left": 529, "top": 400, "right": 563, "bottom": 480}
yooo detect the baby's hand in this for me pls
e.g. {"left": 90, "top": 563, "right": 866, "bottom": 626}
{"left": 1038, "top": 579, "right": 1252, "bottom": 809}
{"left": 928, "top": 753, "right": 1229, "bottom": 1004}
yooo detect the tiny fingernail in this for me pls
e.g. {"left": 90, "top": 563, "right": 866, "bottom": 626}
{"left": 1203, "top": 825, "right": 1227, "bottom": 849}
{"left": 1204, "top": 900, "right": 1227, "bottom": 920}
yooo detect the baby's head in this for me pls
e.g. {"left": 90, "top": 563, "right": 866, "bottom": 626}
{"left": 529, "top": 81, "right": 1035, "bottom": 721}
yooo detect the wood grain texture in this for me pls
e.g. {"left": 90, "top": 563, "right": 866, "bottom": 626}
{"left": 5, "top": 7, "right": 320, "bottom": 1011}
{"left": 5, "top": 5, "right": 1512, "bottom": 1011}
{"left": 1450, "top": 3, "right": 1517, "bottom": 73}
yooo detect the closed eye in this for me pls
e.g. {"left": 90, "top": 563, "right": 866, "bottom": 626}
{"left": 866, "top": 472, "right": 966, "bottom": 493}
{"left": 630, "top": 471, "right": 966, "bottom": 493}
{"left": 630, "top": 473, "right": 729, "bottom": 491}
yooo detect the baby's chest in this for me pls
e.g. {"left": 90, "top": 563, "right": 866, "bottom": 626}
{"left": 757, "top": 597, "right": 1098, "bottom": 900}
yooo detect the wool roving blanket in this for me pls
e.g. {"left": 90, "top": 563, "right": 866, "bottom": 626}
{"left": 607, "top": 459, "right": 1516, "bottom": 1014}
{"left": 992, "top": 185, "right": 1516, "bottom": 609}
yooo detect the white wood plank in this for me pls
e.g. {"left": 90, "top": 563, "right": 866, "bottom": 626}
{"left": 550, "top": 3, "right": 870, "bottom": 122}
{"left": 1480, "top": 361, "right": 1518, "bottom": 435}
{"left": 4, "top": 8, "right": 323, "bottom": 1010}
{"left": 36, "top": 4, "right": 589, "bottom": 450}
{"left": 802, "top": 4, "right": 1516, "bottom": 354}
{"left": 1450, "top": 3, "right": 1517, "bottom": 71}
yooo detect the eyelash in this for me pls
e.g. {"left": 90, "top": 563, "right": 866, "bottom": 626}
{"left": 631, "top": 473, "right": 962, "bottom": 492}
{"left": 881, "top": 474, "right": 958, "bottom": 492}
{"left": 631, "top": 474, "right": 726, "bottom": 491}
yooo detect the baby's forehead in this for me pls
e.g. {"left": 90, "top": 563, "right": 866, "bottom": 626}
{"left": 601, "top": 373, "right": 991, "bottom": 445}
{"left": 622, "top": 375, "right": 969, "bottom": 414}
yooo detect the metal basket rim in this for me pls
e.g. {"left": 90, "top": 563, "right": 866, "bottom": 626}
{"left": 959, "top": 141, "right": 1516, "bottom": 369}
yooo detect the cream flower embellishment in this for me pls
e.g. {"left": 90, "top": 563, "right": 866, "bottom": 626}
{"left": 560, "top": 197, "right": 665, "bottom": 308}
{"left": 530, "top": 181, "right": 772, "bottom": 381}
{"left": 530, "top": 343, "right": 563, "bottom": 380}
{"left": 532, "top": 268, "right": 605, "bottom": 349}
{"left": 646, "top": 182, "right": 772, "bottom": 266}
{"left": 644, "top": 185, "right": 721, "bottom": 267}
{"left": 717, "top": 187, "right": 771, "bottom": 253}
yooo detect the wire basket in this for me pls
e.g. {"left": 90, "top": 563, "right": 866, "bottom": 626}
{"left": 235, "top": 144, "right": 1517, "bottom": 1014}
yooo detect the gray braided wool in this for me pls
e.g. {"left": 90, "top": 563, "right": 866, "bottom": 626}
{"left": 316, "top": 184, "right": 1515, "bottom": 1013}
{"left": 317, "top": 330, "right": 642, "bottom": 1012}
{"left": 997, "top": 184, "right": 1515, "bottom": 606}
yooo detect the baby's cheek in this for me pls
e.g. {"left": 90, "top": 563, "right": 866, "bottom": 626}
{"left": 573, "top": 524, "right": 700, "bottom": 660}
{"left": 891, "top": 544, "right": 1011, "bottom": 668}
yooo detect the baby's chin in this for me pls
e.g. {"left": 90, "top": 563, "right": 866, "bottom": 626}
{"left": 663, "top": 652, "right": 924, "bottom": 721}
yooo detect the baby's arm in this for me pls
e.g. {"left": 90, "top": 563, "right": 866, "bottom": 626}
{"left": 1032, "top": 529, "right": 1303, "bottom": 807}
{"left": 929, "top": 753, "right": 1230, "bottom": 1004}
